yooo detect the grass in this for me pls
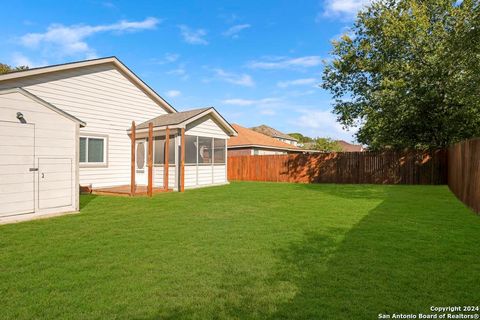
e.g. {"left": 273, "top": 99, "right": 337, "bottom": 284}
{"left": 0, "top": 182, "right": 479, "bottom": 319}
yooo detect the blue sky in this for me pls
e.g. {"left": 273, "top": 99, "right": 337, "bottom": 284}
{"left": 0, "top": 0, "right": 370, "bottom": 141}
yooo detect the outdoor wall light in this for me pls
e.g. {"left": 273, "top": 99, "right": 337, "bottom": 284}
{"left": 16, "top": 112, "right": 27, "bottom": 124}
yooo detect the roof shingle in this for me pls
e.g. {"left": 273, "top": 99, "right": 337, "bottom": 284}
{"left": 136, "top": 107, "right": 210, "bottom": 129}
{"left": 228, "top": 124, "right": 300, "bottom": 150}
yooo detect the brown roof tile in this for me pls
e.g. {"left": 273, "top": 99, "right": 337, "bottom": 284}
{"left": 228, "top": 124, "right": 300, "bottom": 150}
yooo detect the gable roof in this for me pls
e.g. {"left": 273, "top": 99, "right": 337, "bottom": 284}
{"left": 136, "top": 107, "right": 210, "bottom": 129}
{"left": 132, "top": 107, "right": 237, "bottom": 136}
{"left": 228, "top": 124, "right": 301, "bottom": 151}
{"left": 0, "top": 88, "right": 86, "bottom": 127}
{"left": 250, "top": 124, "right": 298, "bottom": 141}
{"left": 0, "top": 56, "right": 176, "bottom": 114}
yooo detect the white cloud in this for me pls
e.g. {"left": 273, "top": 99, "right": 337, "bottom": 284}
{"left": 155, "top": 53, "right": 179, "bottom": 64}
{"left": 294, "top": 109, "right": 356, "bottom": 140}
{"left": 222, "top": 24, "right": 251, "bottom": 38}
{"left": 214, "top": 69, "right": 254, "bottom": 87}
{"left": 178, "top": 25, "right": 208, "bottom": 45}
{"left": 19, "top": 17, "right": 160, "bottom": 59}
{"left": 165, "top": 90, "right": 181, "bottom": 98}
{"left": 247, "top": 56, "right": 323, "bottom": 69}
{"left": 277, "top": 78, "right": 318, "bottom": 88}
{"left": 322, "top": 0, "right": 372, "bottom": 19}
{"left": 166, "top": 64, "right": 188, "bottom": 80}
{"left": 11, "top": 52, "right": 48, "bottom": 68}
{"left": 222, "top": 97, "right": 281, "bottom": 106}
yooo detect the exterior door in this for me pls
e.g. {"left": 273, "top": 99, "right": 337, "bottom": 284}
{"left": 38, "top": 158, "right": 72, "bottom": 209}
{"left": 0, "top": 121, "right": 35, "bottom": 217}
{"left": 135, "top": 139, "right": 147, "bottom": 185}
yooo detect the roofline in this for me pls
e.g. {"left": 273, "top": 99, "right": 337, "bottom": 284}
{"left": 227, "top": 144, "right": 303, "bottom": 152}
{"left": 0, "top": 56, "right": 177, "bottom": 114}
{"left": 0, "top": 88, "right": 86, "bottom": 127}
{"left": 272, "top": 134, "right": 298, "bottom": 141}
{"left": 130, "top": 107, "right": 238, "bottom": 137}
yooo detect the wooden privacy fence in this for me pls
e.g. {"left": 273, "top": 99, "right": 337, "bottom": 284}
{"left": 228, "top": 150, "right": 447, "bottom": 185}
{"left": 448, "top": 138, "right": 480, "bottom": 213}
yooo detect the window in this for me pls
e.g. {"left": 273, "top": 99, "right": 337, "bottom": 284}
{"left": 198, "top": 137, "right": 212, "bottom": 164}
{"left": 185, "top": 135, "right": 197, "bottom": 165}
{"left": 80, "top": 136, "right": 106, "bottom": 165}
{"left": 213, "top": 139, "right": 226, "bottom": 164}
{"left": 185, "top": 136, "right": 225, "bottom": 165}
{"left": 154, "top": 135, "right": 175, "bottom": 165}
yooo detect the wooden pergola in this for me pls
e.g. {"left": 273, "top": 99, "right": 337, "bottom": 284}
{"left": 130, "top": 121, "right": 185, "bottom": 197}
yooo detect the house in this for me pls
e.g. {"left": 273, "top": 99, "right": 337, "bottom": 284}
{"left": 335, "top": 140, "right": 364, "bottom": 152}
{"left": 0, "top": 57, "right": 236, "bottom": 221}
{"left": 228, "top": 124, "right": 303, "bottom": 156}
{"left": 250, "top": 124, "right": 300, "bottom": 146}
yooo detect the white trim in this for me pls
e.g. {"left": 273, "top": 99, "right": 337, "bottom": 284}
{"left": 0, "top": 57, "right": 176, "bottom": 114}
{"left": 129, "top": 108, "right": 237, "bottom": 137}
{"left": 0, "top": 87, "right": 86, "bottom": 127}
{"left": 79, "top": 134, "right": 108, "bottom": 167}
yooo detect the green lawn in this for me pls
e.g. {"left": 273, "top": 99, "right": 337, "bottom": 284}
{"left": 1, "top": 182, "right": 479, "bottom": 319}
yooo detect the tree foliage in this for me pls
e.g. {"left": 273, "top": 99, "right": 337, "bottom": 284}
{"left": 287, "top": 132, "right": 314, "bottom": 143}
{"left": 322, "top": 0, "right": 480, "bottom": 150}
{"left": 0, "top": 63, "right": 29, "bottom": 75}
{"left": 311, "top": 137, "right": 342, "bottom": 152}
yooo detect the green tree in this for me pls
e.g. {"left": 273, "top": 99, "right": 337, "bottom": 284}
{"left": 287, "top": 132, "right": 314, "bottom": 143}
{"left": 0, "top": 63, "right": 29, "bottom": 75}
{"left": 322, "top": 0, "right": 480, "bottom": 150}
{"left": 312, "top": 137, "right": 342, "bottom": 152}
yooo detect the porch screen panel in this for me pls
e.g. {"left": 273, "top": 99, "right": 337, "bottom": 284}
{"left": 198, "top": 137, "right": 213, "bottom": 164}
{"left": 154, "top": 135, "right": 175, "bottom": 164}
{"left": 213, "top": 139, "right": 226, "bottom": 164}
{"left": 185, "top": 135, "right": 197, "bottom": 165}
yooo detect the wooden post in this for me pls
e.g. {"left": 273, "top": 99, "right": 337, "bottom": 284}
{"left": 164, "top": 127, "right": 170, "bottom": 191}
{"left": 148, "top": 122, "right": 153, "bottom": 197}
{"left": 180, "top": 128, "right": 185, "bottom": 192}
{"left": 130, "top": 121, "right": 136, "bottom": 196}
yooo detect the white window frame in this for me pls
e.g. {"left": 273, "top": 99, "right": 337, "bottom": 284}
{"left": 79, "top": 134, "right": 108, "bottom": 168}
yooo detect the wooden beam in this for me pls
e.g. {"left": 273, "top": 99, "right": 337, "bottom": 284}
{"left": 164, "top": 127, "right": 170, "bottom": 191}
{"left": 130, "top": 121, "right": 136, "bottom": 196}
{"left": 147, "top": 122, "right": 153, "bottom": 197}
{"left": 180, "top": 128, "right": 185, "bottom": 192}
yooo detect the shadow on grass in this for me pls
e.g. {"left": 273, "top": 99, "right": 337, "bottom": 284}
{"left": 266, "top": 186, "right": 480, "bottom": 319}
{"left": 79, "top": 194, "right": 99, "bottom": 210}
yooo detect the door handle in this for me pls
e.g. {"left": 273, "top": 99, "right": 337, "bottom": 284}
{"left": 29, "top": 168, "right": 38, "bottom": 172}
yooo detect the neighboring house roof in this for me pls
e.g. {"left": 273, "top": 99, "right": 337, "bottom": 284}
{"left": 250, "top": 124, "right": 298, "bottom": 141}
{"left": 0, "top": 87, "right": 86, "bottom": 127}
{"left": 0, "top": 56, "right": 176, "bottom": 114}
{"left": 132, "top": 107, "right": 237, "bottom": 136}
{"left": 336, "top": 140, "right": 364, "bottom": 152}
{"left": 228, "top": 124, "right": 301, "bottom": 151}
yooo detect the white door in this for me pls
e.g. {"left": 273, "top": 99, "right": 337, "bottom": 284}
{"left": 38, "top": 158, "right": 72, "bottom": 209}
{"left": 135, "top": 139, "right": 147, "bottom": 185}
{"left": 0, "top": 121, "right": 35, "bottom": 217}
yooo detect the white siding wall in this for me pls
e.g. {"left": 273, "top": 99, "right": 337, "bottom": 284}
{"left": 153, "top": 166, "right": 176, "bottom": 189}
{"left": 0, "top": 91, "right": 78, "bottom": 217}
{"left": 184, "top": 114, "right": 229, "bottom": 189}
{"left": 186, "top": 116, "right": 229, "bottom": 139}
{"left": 0, "top": 64, "right": 169, "bottom": 188}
